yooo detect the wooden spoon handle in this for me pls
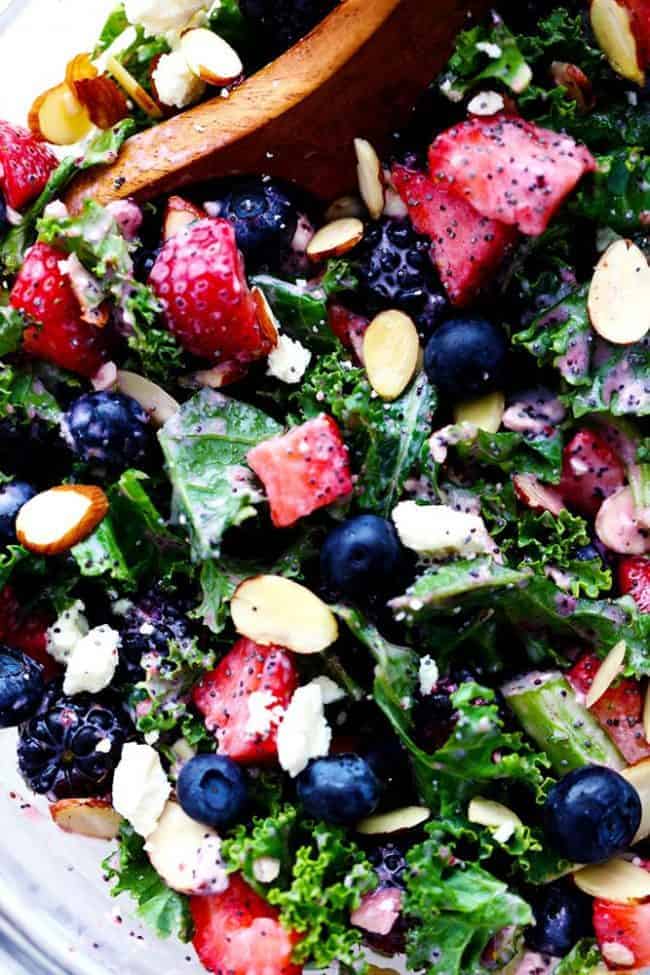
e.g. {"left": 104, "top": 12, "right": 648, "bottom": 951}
{"left": 65, "top": 0, "right": 484, "bottom": 211}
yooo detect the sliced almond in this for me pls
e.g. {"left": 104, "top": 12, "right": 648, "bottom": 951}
{"left": 454, "top": 391, "right": 505, "bottom": 433}
{"left": 145, "top": 801, "right": 223, "bottom": 894}
{"left": 65, "top": 53, "right": 128, "bottom": 129}
{"left": 29, "top": 83, "right": 94, "bottom": 145}
{"left": 50, "top": 798, "right": 123, "bottom": 840}
{"left": 513, "top": 473, "right": 565, "bottom": 516}
{"left": 595, "top": 486, "right": 650, "bottom": 555}
{"left": 251, "top": 287, "right": 280, "bottom": 348}
{"left": 231, "top": 575, "right": 338, "bottom": 654}
{"left": 180, "top": 28, "right": 243, "bottom": 86}
{"left": 16, "top": 485, "right": 109, "bottom": 555}
{"left": 585, "top": 640, "right": 627, "bottom": 708}
{"left": 107, "top": 56, "right": 163, "bottom": 119}
{"left": 574, "top": 858, "right": 650, "bottom": 902}
{"left": 621, "top": 759, "right": 650, "bottom": 843}
{"left": 116, "top": 371, "right": 180, "bottom": 427}
{"left": 588, "top": 239, "right": 650, "bottom": 345}
{"left": 468, "top": 797, "right": 523, "bottom": 843}
{"left": 162, "top": 195, "right": 205, "bottom": 240}
{"left": 354, "top": 138, "right": 385, "bottom": 220}
{"left": 356, "top": 805, "right": 430, "bottom": 835}
{"left": 306, "top": 218, "right": 364, "bottom": 262}
{"left": 590, "top": 0, "right": 644, "bottom": 85}
{"left": 325, "top": 195, "right": 364, "bottom": 222}
{"left": 181, "top": 360, "right": 249, "bottom": 390}
{"left": 363, "top": 309, "right": 419, "bottom": 401}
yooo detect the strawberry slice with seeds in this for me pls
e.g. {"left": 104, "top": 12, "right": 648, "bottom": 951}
{"left": 559, "top": 429, "right": 626, "bottom": 518}
{"left": 428, "top": 115, "right": 596, "bottom": 236}
{"left": 593, "top": 860, "right": 650, "bottom": 970}
{"left": 619, "top": 556, "right": 650, "bottom": 613}
{"left": 328, "top": 303, "right": 369, "bottom": 360}
{"left": 247, "top": 414, "right": 353, "bottom": 528}
{"left": 0, "top": 121, "right": 57, "bottom": 210}
{"left": 392, "top": 165, "right": 516, "bottom": 306}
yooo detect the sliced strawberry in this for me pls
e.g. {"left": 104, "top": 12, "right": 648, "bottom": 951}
{"left": 594, "top": 862, "right": 650, "bottom": 971}
{"left": 328, "top": 303, "right": 369, "bottom": 360}
{"left": 567, "top": 653, "right": 650, "bottom": 764}
{"left": 392, "top": 164, "right": 517, "bottom": 306}
{"left": 559, "top": 429, "right": 626, "bottom": 518}
{"left": 192, "top": 637, "right": 298, "bottom": 764}
{"left": 428, "top": 115, "right": 596, "bottom": 236}
{"left": 191, "top": 874, "right": 302, "bottom": 975}
{"left": 0, "top": 121, "right": 57, "bottom": 210}
{"left": 247, "top": 414, "right": 353, "bottom": 528}
{"left": 149, "top": 217, "right": 272, "bottom": 362}
{"left": 619, "top": 556, "right": 650, "bottom": 613}
{"left": 10, "top": 243, "right": 109, "bottom": 377}
{"left": 0, "top": 585, "right": 59, "bottom": 680}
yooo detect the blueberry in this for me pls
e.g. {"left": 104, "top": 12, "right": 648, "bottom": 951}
{"left": 297, "top": 754, "right": 381, "bottom": 825}
{"left": 0, "top": 480, "right": 36, "bottom": 545}
{"left": 320, "top": 515, "right": 402, "bottom": 599}
{"left": 0, "top": 647, "right": 44, "bottom": 728}
{"left": 574, "top": 544, "right": 602, "bottom": 562}
{"left": 240, "top": 0, "right": 339, "bottom": 60}
{"left": 526, "top": 881, "right": 593, "bottom": 957}
{"left": 63, "top": 392, "right": 152, "bottom": 471}
{"left": 545, "top": 765, "right": 642, "bottom": 863}
{"left": 177, "top": 754, "right": 248, "bottom": 828}
{"left": 216, "top": 177, "right": 297, "bottom": 267}
{"left": 424, "top": 317, "right": 508, "bottom": 402}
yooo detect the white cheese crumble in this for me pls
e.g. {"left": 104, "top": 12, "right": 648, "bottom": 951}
{"left": 112, "top": 743, "right": 171, "bottom": 838}
{"left": 252, "top": 856, "right": 281, "bottom": 884}
{"left": 467, "top": 91, "right": 505, "bottom": 116}
{"left": 245, "top": 690, "right": 285, "bottom": 739}
{"left": 63, "top": 625, "right": 120, "bottom": 696}
{"left": 277, "top": 682, "right": 332, "bottom": 778}
{"left": 46, "top": 600, "right": 89, "bottom": 664}
{"left": 391, "top": 500, "right": 494, "bottom": 559}
{"left": 418, "top": 656, "right": 439, "bottom": 696}
{"left": 313, "top": 675, "right": 347, "bottom": 705}
{"left": 152, "top": 50, "right": 206, "bottom": 108}
{"left": 266, "top": 333, "right": 312, "bottom": 384}
{"left": 476, "top": 41, "right": 502, "bottom": 58}
{"left": 124, "top": 0, "right": 207, "bottom": 36}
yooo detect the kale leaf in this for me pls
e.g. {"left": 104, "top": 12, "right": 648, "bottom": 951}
{"left": 439, "top": 18, "right": 532, "bottom": 101}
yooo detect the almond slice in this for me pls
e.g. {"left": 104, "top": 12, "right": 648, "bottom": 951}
{"left": 595, "top": 486, "right": 650, "bottom": 555}
{"left": 251, "top": 287, "right": 280, "bottom": 348}
{"left": 325, "top": 196, "right": 364, "bottom": 222}
{"left": 454, "top": 391, "right": 505, "bottom": 433}
{"left": 585, "top": 640, "right": 627, "bottom": 708}
{"left": 50, "top": 798, "right": 123, "bottom": 840}
{"left": 621, "top": 759, "right": 650, "bottom": 842}
{"left": 180, "top": 28, "right": 243, "bottom": 86}
{"left": 231, "top": 575, "right": 338, "bottom": 654}
{"left": 29, "top": 83, "right": 94, "bottom": 145}
{"left": 107, "top": 56, "right": 163, "bottom": 119}
{"left": 163, "top": 195, "right": 205, "bottom": 240}
{"left": 306, "top": 218, "right": 364, "bottom": 262}
{"left": 356, "top": 805, "right": 430, "bottom": 835}
{"left": 590, "top": 0, "right": 644, "bottom": 85}
{"left": 145, "top": 801, "right": 222, "bottom": 894}
{"left": 115, "top": 371, "right": 180, "bottom": 427}
{"left": 363, "top": 309, "right": 419, "bottom": 401}
{"left": 574, "top": 858, "right": 650, "bottom": 902}
{"left": 513, "top": 473, "right": 565, "bottom": 516}
{"left": 65, "top": 53, "right": 128, "bottom": 129}
{"left": 354, "top": 138, "right": 385, "bottom": 220}
{"left": 16, "top": 485, "right": 109, "bottom": 555}
{"left": 468, "top": 797, "right": 523, "bottom": 842}
{"left": 588, "top": 239, "right": 650, "bottom": 344}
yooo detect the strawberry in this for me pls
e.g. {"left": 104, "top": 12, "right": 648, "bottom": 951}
{"left": 149, "top": 217, "right": 273, "bottom": 362}
{"left": 619, "top": 556, "right": 650, "bottom": 613}
{"left": 0, "top": 121, "right": 57, "bottom": 210}
{"left": 567, "top": 653, "right": 650, "bottom": 765}
{"left": 192, "top": 637, "right": 298, "bottom": 764}
{"left": 392, "top": 164, "right": 516, "bottom": 306}
{"left": 428, "top": 115, "right": 596, "bottom": 236}
{"left": 0, "top": 585, "right": 58, "bottom": 680}
{"left": 247, "top": 414, "right": 353, "bottom": 528}
{"left": 559, "top": 429, "right": 626, "bottom": 518}
{"left": 10, "top": 243, "right": 109, "bottom": 377}
{"left": 328, "top": 303, "right": 368, "bottom": 360}
{"left": 191, "top": 874, "right": 302, "bottom": 975}
{"left": 593, "top": 861, "right": 650, "bottom": 970}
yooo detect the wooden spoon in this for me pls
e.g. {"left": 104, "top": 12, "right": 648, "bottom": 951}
{"left": 65, "top": 0, "right": 487, "bottom": 211}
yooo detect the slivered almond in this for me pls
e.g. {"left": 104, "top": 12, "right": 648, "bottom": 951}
{"left": 574, "top": 858, "right": 650, "bottom": 902}
{"left": 16, "top": 485, "right": 109, "bottom": 555}
{"left": 644, "top": 685, "right": 650, "bottom": 744}
{"left": 107, "top": 56, "right": 163, "bottom": 119}
{"left": 306, "top": 218, "right": 364, "bottom": 261}
{"left": 325, "top": 196, "right": 364, "bottom": 222}
{"left": 454, "top": 391, "right": 505, "bottom": 433}
{"left": 180, "top": 28, "right": 243, "bottom": 86}
{"left": 588, "top": 239, "right": 650, "bottom": 344}
{"left": 356, "top": 806, "right": 429, "bottom": 835}
{"left": 468, "top": 797, "right": 523, "bottom": 842}
{"left": 65, "top": 53, "right": 128, "bottom": 129}
{"left": 621, "top": 759, "right": 650, "bottom": 843}
{"left": 590, "top": 0, "right": 644, "bottom": 85}
{"left": 116, "top": 371, "right": 180, "bottom": 427}
{"left": 251, "top": 287, "right": 280, "bottom": 348}
{"left": 29, "top": 83, "right": 93, "bottom": 145}
{"left": 585, "top": 640, "right": 627, "bottom": 707}
{"left": 354, "top": 138, "right": 384, "bottom": 220}
{"left": 163, "top": 195, "right": 205, "bottom": 240}
{"left": 50, "top": 798, "right": 123, "bottom": 840}
{"left": 363, "top": 309, "right": 419, "bottom": 400}
{"left": 231, "top": 575, "right": 338, "bottom": 654}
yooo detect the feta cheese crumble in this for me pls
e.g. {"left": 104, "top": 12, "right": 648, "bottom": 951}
{"left": 313, "top": 675, "right": 347, "bottom": 704}
{"left": 46, "top": 600, "right": 89, "bottom": 664}
{"left": 418, "top": 655, "right": 439, "bottom": 696}
{"left": 124, "top": 0, "right": 207, "bottom": 37}
{"left": 391, "top": 500, "right": 494, "bottom": 559}
{"left": 277, "top": 682, "right": 332, "bottom": 778}
{"left": 112, "top": 742, "right": 171, "bottom": 837}
{"left": 266, "top": 333, "right": 312, "bottom": 384}
{"left": 252, "top": 856, "right": 281, "bottom": 884}
{"left": 152, "top": 50, "right": 206, "bottom": 109}
{"left": 62, "top": 624, "right": 120, "bottom": 696}
{"left": 245, "top": 690, "right": 285, "bottom": 739}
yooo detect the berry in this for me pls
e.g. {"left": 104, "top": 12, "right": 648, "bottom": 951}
{"left": 0, "top": 480, "right": 36, "bottom": 545}
{"left": 17, "top": 689, "right": 129, "bottom": 797}
{"left": 320, "top": 515, "right": 401, "bottom": 598}
{"left": 328, "top": 303, "right": 368, "bottom": 357}
{"left": 424, "top": 317, "right": 508, "bottom": 402}
{"left": 117, "top": 589, "right": 193, "bottom": 684}
{"left": 239, "top": 0, "right": 338, "bottom": 60}
{"left": 413, "top": 680, "right": 457, "bottom": 753}
{"left": 352, "top": 886, "right": 406, "bottom": 955}
{"left": 193, "top": 637, "right": 298, "bottom": 764}
{"left": 594, "top": 866, "right": 650, "bottom": 970}
{"left": 10, "top": 243, "right": 109, "bottom": 377}
{"left": 133, "top": 246, "right": 160, "bottom": 281}
{"left": 0, "top": 416, "right": 69, "bottom": 487}
{"left": 428, "top": 116, "right": 596, "bottom": 236}
{"left": 297, "top": 754, "right": 381, "bottom": 825}
{"left": 0, "top": 647, "right": 44, "bottom": 727}
{"left": 525, "top": 881, "right": 593, "bottom": 957}
{"left": 63, "top": 391, "right": 152, "bottom": 471}
{"left": 619, "top": 556, "right": 650, "bottom": 613}
{"left": 392, "top": 165, "right": 517, "bottom": 307}
{"left": 356, "top": 217, "right": 448, "bottom": 331}
{"left": 191, "top": 874, "right": 302, "bottom": 975}
{"left": 560, "top": 429, "right": 625, "bottom": 518}
{"left": 370, "top": 844, "right": 408, "bottom": 889}
{"left": 247, "top": 414, "right": 353, "bottom": 528}
{"left": 177, "top": 754, "right": 248, "bottom": 828}
{"left": 0, "top": 190, "right": 7, "bottom": 237}
{"left": 149, "top": 217, "right": 273, "bottom": 362}
{"left": 574, "top": 543, "right": 603, "bottom": 563}
{"left": 216, "top": 177, "right": 298, "bottom": 268}
{"left": 0, "top": 121, "right": 57, "bottom": 210}
{"left": 545, "top": 765, "right": 642, "bottom": 863}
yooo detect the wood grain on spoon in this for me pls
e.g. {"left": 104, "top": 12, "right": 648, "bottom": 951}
{"left": 65, "top": 0, "right": 486, "bottom": 211}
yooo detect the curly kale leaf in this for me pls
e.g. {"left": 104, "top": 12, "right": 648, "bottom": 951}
{"left": 556, "top": 940, "right": 603, "bottom": 975}
{"left": 0, "top": 307, "right": 27, "bottom": 356}
{"left": 0, "top": 364, "right": 62, "bottom": 424}
{"left": 571, "top": 149, "right": 650, "bottom": 232}
{"left": 222, "top": 805, "right": 297, "bottom": 895}
{"left": 439, "top": 18, "right": 532, "bottom": 101}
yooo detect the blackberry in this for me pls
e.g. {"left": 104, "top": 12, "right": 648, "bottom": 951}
{"left": 0, "top": 647, "right": 44, "bottom": 728}
{"left": 213, "top": 177, "right": 298, "bottom": 269}
{"left": 63, "top": 391, "right": 152, "bottom": 472}
{"left": 413, "top": 677, "right": 458, "bottom": 752}
{"left": 0, "top": 480, "right": 36, "bottom": 545}
{"left": 117, "top": 588, "right": 193, "bottom": 684}
{"left": 362, "top": 845, "right": 409, "bottom": 955}
{"left": 356, "top": 218, "right": 448, "bottom": 332}
{"left": 17, "top": 689, "right": 129, "bottom": 797}
{"left": 240, "top": 0, "right": 339, "bottom": 61}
